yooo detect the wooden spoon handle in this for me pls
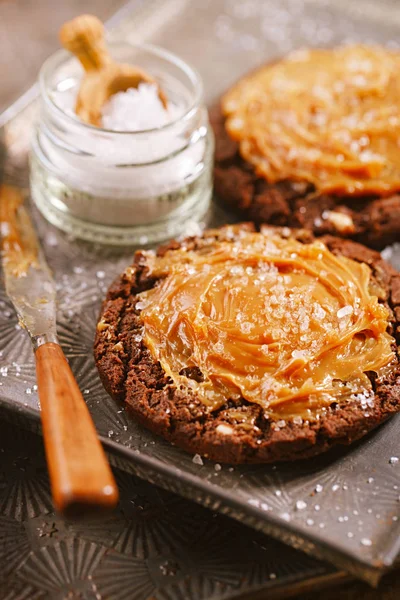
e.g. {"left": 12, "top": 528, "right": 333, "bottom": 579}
{"left": 59, "top": 14, "right": 112, "bottom": 72}
{"left": 35, "top": 342, "right": 119, "bottom": 518}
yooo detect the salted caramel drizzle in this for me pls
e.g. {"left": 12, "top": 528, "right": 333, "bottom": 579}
{"left": 222, "top": 45, "right": 400, "bottom": 196}
{"left": 0, "top": 185, "right": 39, "bottom": 277}
{"left": 138, "top": 231, "right": 394, "bottom": 419}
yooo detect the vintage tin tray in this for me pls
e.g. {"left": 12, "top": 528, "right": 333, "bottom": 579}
{"left": 1, "top": 0, "right": 400, "bottom": 586}
{"left": 1, "top": 419, "right": 351, "bottom": 600}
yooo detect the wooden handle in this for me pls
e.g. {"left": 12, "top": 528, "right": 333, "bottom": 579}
{"left": 59, "top": 14, "right": 112, "bottom": 72}
{"left": 35, "top": 342, "right": 119, "bottom": 518}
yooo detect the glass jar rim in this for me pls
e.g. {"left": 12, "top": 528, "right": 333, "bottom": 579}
{"left": 39, "top": 41, "right": 204, "bottom": 135}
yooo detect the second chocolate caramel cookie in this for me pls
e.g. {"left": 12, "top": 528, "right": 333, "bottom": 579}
{"left": 212, "top": 45, "right": 400, "bottom": 249}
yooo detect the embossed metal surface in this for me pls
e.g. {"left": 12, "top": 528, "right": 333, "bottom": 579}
{"left": 1, "top": 0, "right": 400, "bottom": 587}
{"left": 0, "top": 420, "right": 341, "bottom": 599}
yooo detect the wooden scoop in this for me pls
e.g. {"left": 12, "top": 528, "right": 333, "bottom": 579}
{"left": 59, "top": 14, "right": 167, "bottom": 127}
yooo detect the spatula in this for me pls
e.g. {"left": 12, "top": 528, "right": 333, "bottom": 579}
{"left": 0, "top": 185, "right": 119, "bottom": 518}
{"left": 59, "top": 14, "right": 167, "bottom": 127}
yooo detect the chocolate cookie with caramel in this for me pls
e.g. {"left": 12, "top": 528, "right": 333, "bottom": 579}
{"left": 94, "top": 224, "right": 400, "bottom": 463}
{"left": 212, "top": 45, "right": 400, "bottom": 249}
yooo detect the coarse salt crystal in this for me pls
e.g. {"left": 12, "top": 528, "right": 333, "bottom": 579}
{"left": 248, "top": 498, "right": 260, "bottom": 508}
{"left": 337, "top": 305, "right": 353, "bottom": 319}
{"left": 291, "top": 349, "right": 307, "bottom": 360}
{"left": 381, "top": 246, "right": 393, "bottom": 261}
{"left": 135, "top": 300, "right": 148, "bottom": 310}
{"left": 240, "top": 322, "right": 254, "bottom": 334}
{"left": 296, "top": 500, "right": 307, "bottom": 510}
{"left": 192, "top": 454, "right": 203, "bottom": 465}
{"left": 216, "top": 424, "right": 234, "bottom": 435}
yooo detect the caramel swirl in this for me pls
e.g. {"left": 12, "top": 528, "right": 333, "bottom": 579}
{"left": 223, "top": 45, "right": 400, "bottom": 196}
{"left": 138, "top": 231, "right": 394, "bottom": 419}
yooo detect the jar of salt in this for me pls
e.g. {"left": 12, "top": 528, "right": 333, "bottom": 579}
{"left": 30, "top": 34, "right": 214, "bottom": 245}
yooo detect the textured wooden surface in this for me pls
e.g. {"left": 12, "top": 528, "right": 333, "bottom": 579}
{"left": 0, "top": 1, "right": 399, "bottom": 598}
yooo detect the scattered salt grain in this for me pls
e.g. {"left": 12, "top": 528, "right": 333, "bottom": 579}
{"left": 296, "top": 500, "right": 307, "bottom": 511}
{"left": 192, "top": 454, "right": 203, "bottom": 466}
{"left": 214, "top": 463, "right": 222, "bottom": 472}
{"left": 361, "top": 538, "right": 372, "bottom": 547}
{"left": 291, "top": 349, "right": 307, "bottom": 360}
{"left": 314, "top": 484, "right": 323, "bottom": 493}
{"left": 216, "top": 424, "right": 234, "bottom": 435}
{"left": 248, "top": 498, "right": 260, "bottom": 508}
{"left": 337, "top": 305, "right": 353, "bottom": 319}
{"left": 389, "top": 456, "right": 399, "bottom": 465}
{"left": 135, "top": 301, "right": 147, "bottom": 310}
{"left": 240, "top": 321, "right": 254, "bottom": 334}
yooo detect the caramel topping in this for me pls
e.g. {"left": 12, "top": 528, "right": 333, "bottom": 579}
{"left": 0, "top": 185, "right": 39, "bottom": 277}
{"left": 222, "top": 45, "right": 400, "bottom": 196}
{"left": 138, "top": 231, "right": 394, "bottom": 419}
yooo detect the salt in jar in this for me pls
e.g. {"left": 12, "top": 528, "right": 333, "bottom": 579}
{"left": 30, "top": 42, "right": 214, "bottom": 245}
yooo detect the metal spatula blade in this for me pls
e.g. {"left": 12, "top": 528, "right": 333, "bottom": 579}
{"left": 0, "top": 185, "right": 119, "bottom": 517}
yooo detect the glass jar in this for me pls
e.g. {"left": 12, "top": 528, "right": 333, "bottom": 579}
{"left": 30, "top": 42, "right": 214, "bottom": 245}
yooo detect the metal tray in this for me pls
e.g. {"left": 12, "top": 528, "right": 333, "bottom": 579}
{"left": 1, "top": 420, "right": 349, "bottom": 600}
{"left": 1, "top": 0, "right": 400, "bottom": 586}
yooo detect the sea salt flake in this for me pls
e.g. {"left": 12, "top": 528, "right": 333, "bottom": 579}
{"left": 240, "top": 321, "right": 254, "bottom": 334}
{"left": 381, "top": 246, "right": 393, "bottom": 261}
{"left": 291, "top": 349, "right": 307, "bottom": 360}
{"left": 192, "top": 454, "right": 203, "bottom": 466}
{"left": 361, "top": 538, "right": 372, "bottom": 547}
{"left": 216, "top": 424, "right": 234, "bottom": 435}
{"left": 337, "top": 305, "right": 353, "bottom": 319}
{"left": 248, "top": 498, "right": 260, "bottom": 508}
{"left": 296, "top": 500, "right": 307, "bottom": 510}
{"left": 135, "top": 300, "right": 148, "bottom": 310}
{"left": 280, "top": 512, "right": 291, "bottom": 522}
